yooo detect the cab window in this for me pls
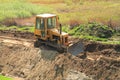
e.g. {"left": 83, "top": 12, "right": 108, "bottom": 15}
{"left": 36, "top": 18, "right": 45, "bottom": 30}
{"left": 47, "top": 17, "right": 56, "bottom": 29}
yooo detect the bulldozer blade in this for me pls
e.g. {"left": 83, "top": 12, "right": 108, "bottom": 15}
{"left": 68, "top": 41, "right": 84, "bottom": 55}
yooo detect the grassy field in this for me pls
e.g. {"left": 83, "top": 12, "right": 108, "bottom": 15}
{"left": 0, "top": 0, "right": 53, "bottom": 21}
{"left": 0, "top": 0, "right": 120, "bottom": 27}
{"left": 0, "top": 75, "right": 12, "bottom": 80}
{"left": 0, "top": 0, "right": 120, "bottom": 26}
{"left": 27, "top": 0, "right": 120, "bottom": 27}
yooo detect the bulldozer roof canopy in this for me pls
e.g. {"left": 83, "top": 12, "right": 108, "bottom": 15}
{"left": 36, "top": 13, "right": 56, "bottom": 18}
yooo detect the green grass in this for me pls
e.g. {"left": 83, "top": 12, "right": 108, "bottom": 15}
{"left": 0, "top": 0, "right": 53, "bottom": 21}
{"left": 62, "top": 23, "right": 120, "bottom": 44}
{"left": 0, "top": 75, "right": 12, "bottom": 80}
{"left": 0, "top": 0, "right": 120, "bottom": 26}
{"left": 28, "top": 0, "right": 120, "bottom": 26}
{"left": 0, "top": 26, "right": 34, "bottom": 32}
{"left": 27, "top": 0, "right": 63, "bottom": 3}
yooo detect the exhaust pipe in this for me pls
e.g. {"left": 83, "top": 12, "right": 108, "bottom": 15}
{"left": 60, "top": 24, "right": 62, "bottom": 34}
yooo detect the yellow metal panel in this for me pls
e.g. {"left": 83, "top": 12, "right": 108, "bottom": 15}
{"left": 34, "top": 29, "right": 41, "bottom": 36}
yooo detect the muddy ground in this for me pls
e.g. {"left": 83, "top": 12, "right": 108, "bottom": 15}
{"left": 0, "top": 30, "right": 120, "bottom": 80}
{"left": 0, "top": 30, "right": 34, "bottom": 39}
{"left": 0, "top": 17, "right": 35, "bottom": 27}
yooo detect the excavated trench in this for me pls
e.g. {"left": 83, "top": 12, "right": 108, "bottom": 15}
{"left": 0, "top": 30, "right": 120, "bottom": 80}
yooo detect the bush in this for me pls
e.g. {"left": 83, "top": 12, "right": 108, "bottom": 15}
{"left": 86, "top": 22, "right": 113, "bottom": 38}
{"left": 63, "top": 22, "right": 114, "bottom": 40}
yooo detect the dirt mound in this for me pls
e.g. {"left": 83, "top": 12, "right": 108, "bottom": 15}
{"left": 0, "top": 43, "right": 56, "bottom": 80}
{"left": 0, "top": 30, "right": 120, "bottom": 80}
{"left": 0, "top": 41, "right": 120, "bottom": 80}
{"left": 0, "top": 41, "right": 93, "bottom": 80}
{"left": 75, "top": 52, "right": 120, "bottom": 80}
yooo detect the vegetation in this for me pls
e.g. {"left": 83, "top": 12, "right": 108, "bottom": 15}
{"left": 63, "top": 23, "right": 113, "bottom": 37}
{"left": 30, "top": 0, "right": 120, "bottom": 27}
{"left": 0, "top": 0, "right": 120, "bottom": 26}
{"left": 0, "top": 0, "right": 119, "bottom": 26}
{"left": 63, "top": 22, "right": 120, "bottom": 44}
{"left": 0, "top": 26, "right": 34, "bottom": 32}
{"left": 0, "top": 75, "right": 12, "bottom": 80}
{"left": 0, "top": 0, "right": 53, "bottom": 21}
{"left": 0, "top": 0, "right": 120, "bottom": 44}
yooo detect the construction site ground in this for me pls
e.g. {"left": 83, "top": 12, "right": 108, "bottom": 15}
{"left": 0, "top": 30, "right": 120, "bottom": 80}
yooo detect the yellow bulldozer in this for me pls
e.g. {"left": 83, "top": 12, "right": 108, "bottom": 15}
{"left": 34, "top": 13, "right": 69, "bottom": 52}
{"left": 34, "top": 13, "right": 84, "bottom": 54}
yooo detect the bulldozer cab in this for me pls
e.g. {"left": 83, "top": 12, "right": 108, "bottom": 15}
{"left": 35, "top": 14, "right": 58, "bottom": 40}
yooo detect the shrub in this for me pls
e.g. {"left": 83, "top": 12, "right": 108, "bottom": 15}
{"left": 86, "top": 22, "right": 114, "bottom": 38}
{"left": 63, "top": 22, "right": 114, "bottom": 39}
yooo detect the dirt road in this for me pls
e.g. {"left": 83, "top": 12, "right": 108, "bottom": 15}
{"left": 0, "top": 30, "right": 120, "bottom": 80}
{"left": 0, "top": 36, "right": 33, "bottom": 47}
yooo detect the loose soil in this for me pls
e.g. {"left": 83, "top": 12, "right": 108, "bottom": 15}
{"left": 0, "top": 30, "right": 120, "bottom": 80}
